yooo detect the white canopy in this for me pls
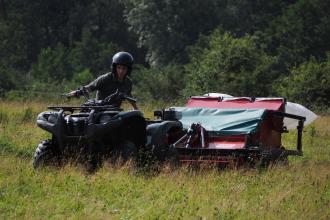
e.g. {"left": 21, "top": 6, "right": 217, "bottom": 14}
{"left": 284, "top": 102, "right": 318, "bottom": 129}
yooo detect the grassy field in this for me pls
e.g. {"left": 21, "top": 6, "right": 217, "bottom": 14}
{"left": 0, "top": 100, "right": 329, "bottom": 219}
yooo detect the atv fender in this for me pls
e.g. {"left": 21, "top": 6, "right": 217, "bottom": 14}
{"left": 36, "top": 111, "right": 61, "bottom": 134}
{"left": 37, "top": 111, "right": 66, "bottom": 143}
{"left": 146, "top": 121, "right": 182, "bottom": 161}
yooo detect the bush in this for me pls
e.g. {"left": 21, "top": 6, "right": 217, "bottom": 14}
{"left": 30, "top": 43, "right": 72, "bottom": 82}
{"left": 68, "top": 28, "right": 120, "bottom": 75}
{"left": 29, "top": 29, "right": 120, "bottom": 85}
{"left": 132, "top": 65, "right": 185, "bottom": 103}
{"left": 25, "top": 31, "right": 121, "bottom": 100}
{"left": 0, "top": 66, "right": 23, "bottom": 94}
{"left": 275, "top": 55, "right": 330, "bottom": 110}
{"left": 183, "top": 30, "right": 277, "bottom": 97}
{"left": 72, "top": 68, "right": 94, "bottom": 85}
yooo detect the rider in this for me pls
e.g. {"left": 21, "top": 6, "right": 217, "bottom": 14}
{"left": 68, "top": 51, "right": 138, "bottom": 109}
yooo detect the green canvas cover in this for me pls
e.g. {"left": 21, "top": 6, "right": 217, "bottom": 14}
{"left": 172, "top": 107, "right": 267, "bottom": 136}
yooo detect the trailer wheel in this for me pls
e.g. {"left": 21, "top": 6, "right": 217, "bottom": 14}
{"left": 33, "top": 139, "right": 60, "bottom": 169}
{"left": 275, "top": 151, "right": 289, "bottom": 166}
{"left": 259, "top": 156, "right": 271, "bottom": 168}
{"left": 165, "top": 146, "right": 179, "bottom": 167}
{"left": 259, "top": 148, "right": 289, "bottom": 168}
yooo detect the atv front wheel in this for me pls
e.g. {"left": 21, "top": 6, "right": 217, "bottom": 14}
{"left": 33, "top": 139, "right": 60, "bottom": 169}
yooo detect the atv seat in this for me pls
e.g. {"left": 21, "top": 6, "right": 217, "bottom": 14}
{"left": 111, "top": 110, "right": 144, "bottom": 120}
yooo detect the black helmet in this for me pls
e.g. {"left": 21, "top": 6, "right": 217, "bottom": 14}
{"left": 112, "top": 51, "right": 134, "bottom": 75}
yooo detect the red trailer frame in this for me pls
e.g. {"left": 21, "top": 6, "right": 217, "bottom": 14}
{"left": 151, "top": 96, "right": 306, "bottom": 166}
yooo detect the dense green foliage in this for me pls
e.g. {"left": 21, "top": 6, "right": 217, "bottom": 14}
{"left": 123, "top": 0, "right": 223, "bottom": 65}
{"left": 183, "top": 31, "right": 277, "bottom": 97}
{"left": 260, "top": 0, "right": 330, "bottom": 68}
{"left": 275, "top": 55, "right": 330, "bottom": 110}
{"left": 133, "top": 64, "right": 185, "bottom": 103}
{"left": 1, "top": 0, "right": 330, "bottom": 109}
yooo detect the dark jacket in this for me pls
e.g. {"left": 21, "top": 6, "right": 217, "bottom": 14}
{"left": 87, "top": 73, "right": 133, "bottom": 101}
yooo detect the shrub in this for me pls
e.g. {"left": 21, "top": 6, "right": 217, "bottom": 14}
{"left": 183, "top": 30, "right": 277, "bottom": 97}
{"left": 72, "top": 68, "right": 94, "bottom": 85}
{"left": 30, "top": 43, "right": 72, "bottom": 82}
{"left": 275, "top": 55, "right": 330, "bottom": 110}
{"left": 132, "top": 65, "right": 185, "bottom": 103}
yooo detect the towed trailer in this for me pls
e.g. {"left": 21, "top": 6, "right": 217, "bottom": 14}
{"left": 147, "top": 96, "right": 306, "bottom": 167}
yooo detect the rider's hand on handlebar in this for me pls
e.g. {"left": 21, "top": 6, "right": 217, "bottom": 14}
{"left": 117, "top": 92, "right": 124, "bottom": 100}
{"left": 65, "top": 87, "right": 89, "bottom": 99}
{"left": 61, "top": 91, "right": 76, "bottom": 99}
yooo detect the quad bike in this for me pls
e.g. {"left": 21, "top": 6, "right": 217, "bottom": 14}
{"left": 33, "top": 89, "right": 146, "bottom": 170}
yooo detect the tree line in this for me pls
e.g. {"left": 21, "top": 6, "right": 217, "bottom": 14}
{"left": 0, "top": 0, "right": 329, "bottom": 110}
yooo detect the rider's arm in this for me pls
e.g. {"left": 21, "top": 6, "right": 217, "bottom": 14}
{"left": 131, "top": 101, "right": 139, "bottom": 110}
{"left": 68, "top": 75, "right": 105, "bottom": 97}
{"left": 126, "top": 80, "right": 138, "bottom": 110}
{"left": 67, "top": 86, "right": 92, "bottom": 97}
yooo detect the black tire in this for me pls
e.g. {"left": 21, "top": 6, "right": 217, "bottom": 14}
{"left": 165, "top": 146, "right": 179, "bottom": 167}
{"left": 110, "top": 141, "right": 137, "bottom": 165}
{"left": 273, "top": 151, "right": 289, "bottom": 166}
{"left": 121, "top": 140, "right": 138, "bottom": 161}
{"left": 33, "top": 139, "right": 60, "bottom": 169}
{"left": 135, "top": 144, "right": 158, "bottom": 170}
{"left": 258, "top": 148, "right": 288, "bottom": 169}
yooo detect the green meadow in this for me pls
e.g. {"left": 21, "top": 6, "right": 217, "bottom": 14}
{"left": 0, "top": 101, "right": 329, "bottom": 219}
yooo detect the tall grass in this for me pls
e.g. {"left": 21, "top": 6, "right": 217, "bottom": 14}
{"left": 0, "top": 100, "right": 329, "bottom": 219}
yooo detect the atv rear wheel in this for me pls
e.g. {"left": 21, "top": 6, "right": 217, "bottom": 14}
{"left": 33, "top": 139, "right": 60, "bottom": 169}
{"left": 121, "top": 141, "right": 138, "bottom": 161}
{"left": 110, "top": 141, "right": 137, "bottom": 165}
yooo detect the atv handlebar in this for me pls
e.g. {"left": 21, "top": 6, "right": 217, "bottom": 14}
{"left": 63, "top": 88, "right": 137, "bottom": 109}
{"left": 102, "top": 89, "right": 137, "bottom": 104}
{"left": 123, "top": 95, "right": 137, "bottom": 103}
